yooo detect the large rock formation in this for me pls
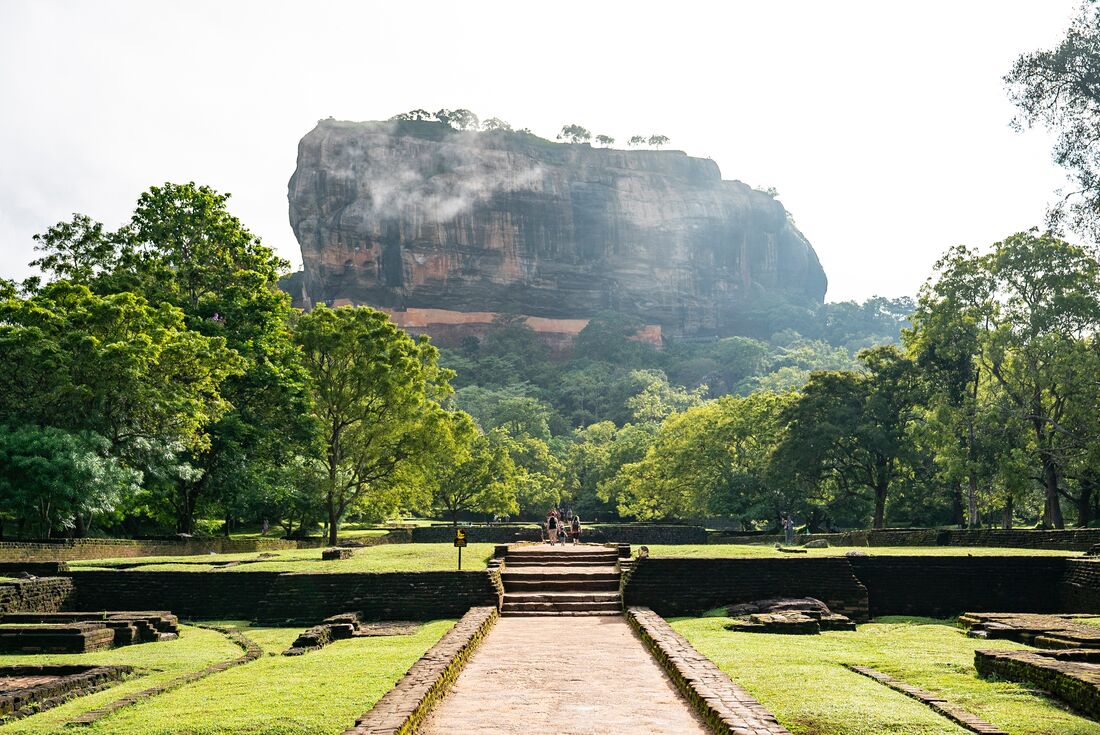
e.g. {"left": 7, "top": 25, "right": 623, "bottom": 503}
{"left": 287, "top": 119, "right": 827, "bottom": 340}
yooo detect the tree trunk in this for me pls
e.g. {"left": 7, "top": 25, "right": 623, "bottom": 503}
{"left": 223, "top": 513, "right": 231, "bottom": 538}
{"left": 327, "top": 502, "right": 339, "bottom": 545}
{"left": 949, "top": 480, "right": 965, "bottom": 528}
{"left": 967, "top": 471, "right": 980, "bottom": 528}
{"left": 74, "top": 514, "right": 86, "bottom": 539}
{"left": 872, "top": 484, "right": 887, "bottom": 530}
{"left": 1077, "top": 482, "right": 1095, "bottom": 528}
{"left": 1002, "top": 496, "right": 1013, "bottom": 529}
{"left": 1040, "top": 454, "right": 1065, "bottom": 529}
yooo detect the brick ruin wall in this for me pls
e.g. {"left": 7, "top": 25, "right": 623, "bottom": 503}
{"left": 844, "top": 556, "right": 1068, "bottom": 617}
{"left": 712, "top": 528, "right": 1100, "bottom": 551}
{"left": 0, "top": 537, "right": 311, "bottom": 562}
{"left": 1059, "top": 559, "right": 1100, "bottom": 613}
{"left": 406, "top": 524, "right": 708, "bottom": 544}
{"left": 0, "top": 577, "right": 75, "bottom": 614}
{"left": 622, "top": 557, "right": 871, "bottom": 620}
{"left": 622, "top": 556, "right": 1093, "bottom": 619}
{"left": 65, "top": 570, "right": 499, "bottom": 623}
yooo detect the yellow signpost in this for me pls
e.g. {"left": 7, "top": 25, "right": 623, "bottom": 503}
{"left": 454, "top": 528, "right": 467, "bottom": 569}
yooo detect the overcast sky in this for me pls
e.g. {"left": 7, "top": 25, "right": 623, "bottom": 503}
{"left": 0, "top": 0, "right": 1081, "bottom": 302}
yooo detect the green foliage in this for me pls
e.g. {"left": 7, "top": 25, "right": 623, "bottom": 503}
{"left": 595, "top": 134, "right": 615, "bottom": 146}
{"left": 1006, "top": 1, "right": 1100, "bottom": 242}
{"left": 425, "top": 416, "right": 519, "bottom": 524}
{"left": 557, "top": 123, "right": 592, "bottom": 144}
{"left": 0, "top": 425, "right": 140, "bottom": 537}
{"left": 614, "top": 392, "right": 795, "bottom": 522}
{"left": 0, "top": 282, "right": 240, "bottom": 457}
{"left": 647, "top": 134, "right": 670, "bottom": 148}
{"left": 295, "top": 304, "right": 452, "bottom": 542}
{"left": 771, "top": 346, "right": 922, "bottom": 529}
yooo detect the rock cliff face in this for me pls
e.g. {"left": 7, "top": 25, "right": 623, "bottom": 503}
{"left": 288, "top": 119, "right": 827, "bottom": 337}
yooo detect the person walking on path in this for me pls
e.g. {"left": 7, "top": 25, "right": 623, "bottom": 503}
{"left": 571, "top": 515, "right": 581, "bottom": 545}
{"left": 547, "top": 511, "right": 559, "bottom": 545}
{"left": 783, "top": 514, "right": 794, "bottom": 546}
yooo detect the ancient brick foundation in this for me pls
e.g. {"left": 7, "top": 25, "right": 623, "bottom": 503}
{"left": 714, "top": 528, "right": 1100, "bottom": 551}
{"left": 65, "top": 570, "right": 500, "bottom": 623}
{"left": 0, "top": 537, "right": 308, "bottom": 562}
{"left": 407, "top": 524, "right": 708, "bottom": 544}
{"left": 846, "top": 556, "right": 1066, "bottom": 618}
{"left": 622, "top": 557, "right": 870, "bottom": 620}
{"left": 0, "top": 578, "right": 75, "bottom": 614}
{"left": 621, "top": 556, "right": 1088, "bottom": 620}
{"left": 1060, "top": 559, "right": 1100, "bottom": 613}
{"left": 975, "top": 648, "right": 1100, "bottom": 720}
{"left": 253, "top": 571, "right": 500, "bottom": 625}
{"left": 0, "top": 665, "right": 132, "bottom": 721}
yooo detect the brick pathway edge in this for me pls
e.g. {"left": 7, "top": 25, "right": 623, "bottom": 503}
{"left": 342, "top": 606, "right": 498, "bottom": 735}
{"left": 626, "top": 606, "right": 793, "bottom": 735}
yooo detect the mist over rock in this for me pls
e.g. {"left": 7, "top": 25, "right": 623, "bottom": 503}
{"left": 287, "top": 119, "right": 828, "bottom": 339}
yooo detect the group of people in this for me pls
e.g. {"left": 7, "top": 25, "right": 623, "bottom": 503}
{"left": 545, "top": 507, "right": 581, "bottom": 545}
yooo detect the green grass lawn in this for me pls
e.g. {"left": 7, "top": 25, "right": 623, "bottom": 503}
{"left": 673, "top": 616, "right": 1100, "bottom": 735}
{"left": 645, "top": 543, "right": 1083, "bottom": 558}
{"left": 68, "top": 543, "right": 496, "bottom": 573}
{"left": 0, "top": 620, "right": 452, "bottom": 735}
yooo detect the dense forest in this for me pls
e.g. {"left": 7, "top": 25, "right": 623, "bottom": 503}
{"left": 2, "top": 185, "right": 1097, "bottom": 538}
{"left": 5, "top": 1, "right": 1100, "bottom": 539}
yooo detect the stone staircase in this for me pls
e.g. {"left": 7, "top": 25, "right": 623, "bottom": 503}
{"left": 500, "top": 545, "right": 622, "bottom": 617}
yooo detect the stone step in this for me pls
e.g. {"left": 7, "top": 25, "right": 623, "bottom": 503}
{"left": 502, "top": 559, "right": 615, "bottom": 567}
{"left": 502, "top": 569, "right": 619, "bottom": 583}
{"left": 503, "top": 578, "right": 621, "bottom": 592}
{"left": 505, "top": 554, "right": 618, "bottom": 563}
{"left": 502, "top": 600, "right": 623, "bottom": 613}
{"left": 503, "top": 591, "right": 621, "bottom": 604}
{"left": 500, "top": 609, "right": 623, "bottom": 617}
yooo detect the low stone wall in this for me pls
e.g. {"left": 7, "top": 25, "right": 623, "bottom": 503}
{"left": 342, "top": 607, "right": 498, "bottom": 735}
{"left": 847, "top": 556, "right": 1066, "bottom": 618}
{"left": 0, "top": 665, "right": 133, "bottom": 721}
{"left": 975, "top": 648, "right": 1100, "bottom": 720}
{"left": 621, "top": 556, "right": 1077, "bottom": 620}
{"left": 714, "top": 528, "right": 1100, "bottom": 551}
{"left": 0, "top": 562, "right": 70, "bottom": 576}
{"left": 0, "top": 537, "right": 303, "bottom": 562}
{"left": 1059, "top": 559, "right": 1100, "bottom": 613}
{"left": 407, "top": 524, "right": 707, "bottom": 544}
{"left": 408, "top": 526, "right": 541, "bottom": 544}
{"left": 623, "top": 557, "right": 870, "bottom": 621}
{"left": 626, "top": 607, "right": 793, "bottom": 735}
{"left": 67, "top": 571, "right": 281, "bottom": 620}
{"left": 585, "top": 525, "right": 709, "bottom": 545}
{"left": 0, "top": 578, "right": 75, "bottom": 614}
{"left": 65, "top": 570, "right": 500, "bottom": 624}
{"left": 253, "top": 571, "right": 500, "bottom": 625}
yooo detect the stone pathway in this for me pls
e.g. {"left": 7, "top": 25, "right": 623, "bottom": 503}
{"left": 418, "top": 616, "right": 709, "bottom": 735}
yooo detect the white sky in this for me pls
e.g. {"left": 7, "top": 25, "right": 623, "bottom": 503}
{"left": 0, "top": 0, "right": 1080, "bottom": 302}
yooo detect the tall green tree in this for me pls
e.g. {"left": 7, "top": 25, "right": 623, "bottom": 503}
{"left": 31, "top": 182, "right": 311, "bottom": 533}
{"left": 1006, "top": 1, "right": 1100, "bottom": 241}
{"left": 0, "top": 426, "right": 140, "bottom": 538}
{"left": 772, "top": 347, "right": 922, "bottom": 528}
{"left": 615, "top": 392, "right": 794, "bottom": 523}
{"left": 427, "top": 416, "right": 518, "bottom": 527}
{"left": 296, "top": 305, "right": 452, "bottom": 543}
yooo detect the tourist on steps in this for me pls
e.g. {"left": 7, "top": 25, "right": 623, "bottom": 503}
{"left": 571, "top": 515, "right": 581, "bottom": 545}
{"left": 547, "top": 511, "right": 559, "bottom": 545}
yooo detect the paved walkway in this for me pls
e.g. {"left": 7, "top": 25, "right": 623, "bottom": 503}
{"left": 419, "top": 616, "right": 709, "bottom": 735}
